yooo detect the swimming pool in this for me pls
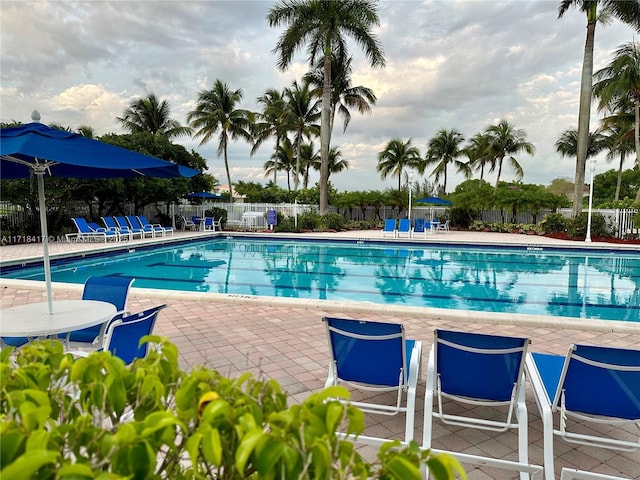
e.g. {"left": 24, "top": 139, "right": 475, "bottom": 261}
{"left": 1, "top": 237, "right": 638, "bottom": 322}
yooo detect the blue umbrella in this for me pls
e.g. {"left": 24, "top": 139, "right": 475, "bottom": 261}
{"left": 0, "top": 120, "right": 200, "bottom": 314}
{"left": 416, "top": 196, "right": 453, "bottom": 205}
{"left": 184, "top": 191, "right": 222, "bottom": 200}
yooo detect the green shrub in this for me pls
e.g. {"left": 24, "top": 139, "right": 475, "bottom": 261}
{"left": 568, "top": 212, "right": 609, "bottom": 238}
{"left": 205, "top": 207, "right": 228, "bottom": 227}
{"left": 540, "top": 213, "right": 569, "bottom": 233}
{"left": 274, "top": 216, "right": 300, "bottom": 233}
{"left": 0, "top": 340, "right": 463, "bottom": 479}
{"left": 297, "top": 211, "right": 322, "bottom": 231}
{"left": 320, "top": 212, "right": 349, "bottom": 231}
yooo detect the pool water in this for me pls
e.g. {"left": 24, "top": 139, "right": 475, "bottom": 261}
{"left": 2, "top": 238, "right": 638, "bottom": 322}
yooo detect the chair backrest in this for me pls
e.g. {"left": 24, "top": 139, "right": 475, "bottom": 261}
{"left": 115, "top": 216, "right": 131, "bottom": 229}
{"left": 137, "top": 215, "right": 152, "bottom": 226}
{"left": 383, "top": 219, "right": 396, "bottom": 231}
{"left": 398, "top": 218, "right": 411, "bottom": 232}
{"left": 434, "top": 329, "right": 529, "bottom": 402}
{"left": 104, "top": 304, "right": 167, "bottom": 365}
{"left": 102, "top": 216, "right": 117, "bottom": 230}
{"left": 554, "top": 344, "right": 640, "bottom": 420}
{"left": 204, "top": 217, "right": 213, "bottom": 227}
{"left": 82, "top": 276, "right": 135, "bottom": 312}
{"left": 72, "top": 217, "right": 92, "bottom": 233}
{"left": 126, "top": 215, "right": 144, "bottom": 229}
{"left": 323, "top": 316, "right": 407, "bottom": 388}
{"left": 414, "top": 219, "right": 425, "bottom": 232}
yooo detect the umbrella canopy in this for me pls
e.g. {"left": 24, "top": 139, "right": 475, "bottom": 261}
{"left": 0, "top": 121, "right": 200, "bottom": 314}
{"left": 416, "top": 196, "right": 453, "bottom": 205}
{"left": 184, "top": 191, "right": 222, "bottom": 200}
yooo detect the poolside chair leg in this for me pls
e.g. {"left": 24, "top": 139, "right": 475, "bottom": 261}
{"left": 516, "top": 373, "right": 530, "bottom": 480}
{"left": 422, "top": 348, "right": 436, "bottom": 450}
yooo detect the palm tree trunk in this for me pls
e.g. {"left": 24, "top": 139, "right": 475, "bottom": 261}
{"left": 616, "top": 154, "right": 624, "bottom": 201}
{"left": 294, "top": 133, "right": 301, "bottom": 192}
{"left": 319, "top": 54, "right": 332, "bottom": 214}
{"left": 224, "top": 146, "right": 233, "bottom": 202}
{"left": 635, "top": 100, "right": 640, "bottom": 200}
{"left": 572, "top": 8, "right": 597, "bottom": 216}
{"left": 494, "top": 157, "right": 504, "bottom": 188}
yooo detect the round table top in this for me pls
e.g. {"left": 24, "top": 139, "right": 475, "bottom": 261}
{"left": 0, "top": 300, "right": 117, "bottom": 337}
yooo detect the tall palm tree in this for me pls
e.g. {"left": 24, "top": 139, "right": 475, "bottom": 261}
{"left": 558, "top": 0, "right": 640, "bottom": 215}
{"left": 282, "top": 81, "right": 321, "bottom": 192}
{"left": 463, "top": 133, "right": 494, "bottom": 180}
{"left": 252, "top": 88, "right": 288, "bottom": 183}
{"left": 117, "top": 93, "right": 192, "bottom": 139}
{"left": 377, "top": 138, "right": 422, "bottom": 191}
{"left": 187, "top": 80, "right": 254, "bottom": 201}
{"left": 327, "top": 146, "right": 350, "bottom": 183}
{"left": 485, "top": 119, "right": 535, "bottom": 187}
{"left": 600, "top": 113, "right": 635, "bottom": 200}
{"left": 299, "top": 141, "right": 320, "bottom": 189}
{"left": 593, "top": 41, "right": 640, "bottom": 198}
{"left": 267, "top": 0, "right": 385, "bottom": 213}
{"left": 424, "top": 128, "right": 469, "bottom": 193}
{"left": 304, "top": 52, "right": 377, "bottom": 146}
{"left": 77, "top": 125, "right": 95, "bottom": 138}
{"left": 265, "top": 136, "right": 296, "bottom": 191}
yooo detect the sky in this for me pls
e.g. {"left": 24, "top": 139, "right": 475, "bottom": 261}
{"left": 1, "top": 0, "right": 636, "bottom": 194}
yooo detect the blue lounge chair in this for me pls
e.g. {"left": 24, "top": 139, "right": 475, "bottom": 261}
{"left": 116, "top": 215, "right": 148, "bottom": 239}
{"left": 382, "top": 218, "right": 396, "bottom": 238}
{"left": 126, "top": 215, "right": 162, "bottom": 238}
{"left": 137, "top": 215, "right": 173, "bottom": 236}
{"left": 103, "top": 216, "right": 142, "bottom": 240}
{"left": 423, "top": 329, "right": 532, "bottom": 480}
{"left": 412, "top": 218, "right": 427, "bottom": 239}
{"left": 526, "top": 344, "right": 640, "bottom": 480}
{"left": 71, "top": 217, "right": 120, "bottom": 242}
{"left": 323, "top": 316, "right": 422, "bottom": 443}
{"left": 63, "top": 276, "right": 135, "bottom": 350}
{"left": 397, "top": 218, "right": 411, "bottom": 238}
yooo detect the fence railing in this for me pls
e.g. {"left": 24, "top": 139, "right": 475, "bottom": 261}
{"left": 1, "top": 201, "right": 637, "bottom": 239}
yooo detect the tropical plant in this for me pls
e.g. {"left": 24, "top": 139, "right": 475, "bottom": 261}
{"left": 593, "top": 41, "right": 640, "bottom": 199}
{"left": 282, "top": 81, "right": 321, "bottom": 192}
{"left": 188, "top": 79, "right": 255, "bottom": 201}
{"left": 116, "top": 93, "right": 192, "bottom": 139}
{"left": 299, "top": 141, "right": 321, "bottom": 189}
{"left": 0, "top": 339, "right": 463, "bottom": 479}
{"left": 267, "top": 0, "right": 386, "bottom": 214}
{"left": 377, "top": 138, "right": 423, "bottom": 191}
{"left": 327, "top": 146, "right": 350, "bottom": 183}
{"left": 463, "top": 133, "right": 493, "bottom": 180}
{"left": 265, "top": 136, "right": 296, "bottom": 191}
{"left": 599, "top": 116, "right": 635, "bottom": 201}
{"left": 253, "top": 88, "right": 288, "bottom": 183}
{"left": 304, "top": 52, "right": 377, "bottom": 146}
{"left": 485, "top": 119, "right": 535, "bottom": 187}
{"left": 424, "top": 128, "right": 469, "bottom": 194}
{"left": 557, "top": 0, "right": 640, "bottom": 215}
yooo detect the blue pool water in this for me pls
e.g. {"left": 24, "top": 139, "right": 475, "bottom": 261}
{"left": 1, "top": 237, "right": 638, "bottom": 322}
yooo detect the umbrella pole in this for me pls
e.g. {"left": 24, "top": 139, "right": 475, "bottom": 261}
{"left": 36, "top": 168, "right": 54, "bottom": 315}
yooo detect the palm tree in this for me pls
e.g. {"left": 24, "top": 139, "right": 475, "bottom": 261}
{"left": 282, "top": 81, "right": 321, "bottom": 192}
{"left": 485, "top": 119, "right": 535, "bottom": 187}
{"left": 557, "top": 0, "right": 640, "bottom": 215}
{"left": 377, "top": 138, "right": 422, "bottom": 191}
{"left": 117, "top": 93, "right": 192, "bottom": 139}
{"left": 463, "top": 133, "right": 494, "bottom": 180}
{"left": 304, "top": 52, "right": 377, "bottom": 146}
{"left": 267, "top": 0, "right": 385, "bottom": 213}
{"left": 299, "top": 142, "right": 320, "bottom": 189}
{"left": 77, "top": 125, "right": 95, "bottom": 138}
{"left": 187, "top": 80, "right": 254, "bottom": 201}
{"left": 424, "top": 128, "right": 469, "bottom": 193}
{"left": 327, "top": 146, "right": 350, "bottom": 183}
{"left": 600, "top": 114, "right": 635, "bottom": 200}
{"left": 265, "top": 136, "right": 296, "bottom": 191}
{"left": 593, "top": 41, "right": 640, "bottom": 198}
{"left": 252, "top": 88, "right": 288, "bottom": 183}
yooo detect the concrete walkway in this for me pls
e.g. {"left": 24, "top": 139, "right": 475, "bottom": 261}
{"left": 1, "top": 230, "right": 638, "bottom": 479}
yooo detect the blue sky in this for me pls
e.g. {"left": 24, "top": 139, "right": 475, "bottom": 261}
{"left": 1, "top": 1, "right": 636, "bottom": 193}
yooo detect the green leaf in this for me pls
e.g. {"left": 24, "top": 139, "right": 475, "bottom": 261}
{"left": 253, "top": 437, "right": 285, "bottom": 475}
{"left": 201, "top": 428, "right": 222, "bottom": 466}
{"left": 58, "top": 462, "right": 95, "bottom": 479}
{"left": 0, "top": 430, "right": 26, "bottom": 466}
{"left": 127, "top": 441, "right": 154, "bottom": 479}
{"left": 0, "top": 450, "right": 58, "bottom": 478}
{"left": 325, "top": 401, "right": 344, "bottom": 433}
{"left": 427, "top": 452, "right": 467, "bottom": 480}
{"left": 185, "top": 431, "right": 203, "bottom": 465}
{"left": 385, "top": 456, "right": 422, "bottom": 480}
{"left": 235, "top": 428, "right": 264, "bottom": 474}
{"left": 140, "top": 411, "right": 184, "bottom": 438}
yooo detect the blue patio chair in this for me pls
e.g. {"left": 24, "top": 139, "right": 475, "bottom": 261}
{"left": 126, "top": 215, "right": 162, "bottom": 238}
{"left": 71, "top": 217, "right": 120, "bottom": 242}
{"left": 412, "top": 218, "right": 427, "bottom": 239}
{"left": 381, "top": 218, "right": 396, "bottom": 238}
{"left": 137, "top": 215, "right": 173, "bottom": 236}
{"left": 526, "top": 344, "right": 640, "bottom": 480}
{"left": 115, "top": 215, "right": 148, "bottom": 239}
{"left": 423, "top": 329, "right": 531, "bottom": 480}
{"left": 323, "top": 316, "right": 422, "bottom": 443}
{"left": 63, "top": 276, "right": 135, "bottom": 350}
{"left": 103, "top": 216, "right": 141, "bottom": 240}
{"left": 397, "top": 218, "right": 411, "bottom": 238}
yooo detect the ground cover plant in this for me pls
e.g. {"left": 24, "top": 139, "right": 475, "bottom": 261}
{"left": 0, "top": 338, "right": 463, "bottom": 479}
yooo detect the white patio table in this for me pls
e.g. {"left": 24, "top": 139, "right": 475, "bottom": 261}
{"left": 0, "top": 300, "right": 117, "bottom": 338}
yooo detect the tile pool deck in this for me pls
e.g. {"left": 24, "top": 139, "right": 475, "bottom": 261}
{"left": 1, "top": 230, "right": 638, "bottom": 479}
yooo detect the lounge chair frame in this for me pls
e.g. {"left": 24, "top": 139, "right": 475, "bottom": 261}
{"left": 382, "top": 218, "right": 396, "bottom": 238}
{"left": 424, "top": 329, "right": 531, "bottom": 480}
{"left": 323, "top": 316, "right": 422, "bottom": 443}
{"left": 525, "top": 344, "right": 640, "bottom": 480}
